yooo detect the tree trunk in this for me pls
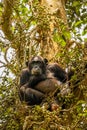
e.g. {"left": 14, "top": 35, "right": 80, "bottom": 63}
{"left": 38, "top": 0, "right": 68, "bottom": 60}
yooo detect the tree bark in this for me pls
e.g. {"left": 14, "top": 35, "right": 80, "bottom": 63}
{"left": 39, "top": 0, "right": 68, "bottom": 60}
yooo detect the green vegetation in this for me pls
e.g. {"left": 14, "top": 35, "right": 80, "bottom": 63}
{"left": 0, "top": 0, "right": 87, "bottom": 129}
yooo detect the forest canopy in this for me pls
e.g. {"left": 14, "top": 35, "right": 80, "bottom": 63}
{"left": 0, "top": 0, "right": 87, "bottom": 130}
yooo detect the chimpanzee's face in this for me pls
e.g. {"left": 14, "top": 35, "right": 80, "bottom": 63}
{"left": 29, "top": 56, "right": 47, "bottom": 76}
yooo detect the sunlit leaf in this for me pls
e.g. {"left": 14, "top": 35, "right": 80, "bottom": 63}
{"left": 82, "top": 29, "right": 87, "bottom": 36}
{"left": 72, "top": 1, "right": 80, "bottom": 7}
{"left": 74, "top": 20, "right": 83, "bottom": 27}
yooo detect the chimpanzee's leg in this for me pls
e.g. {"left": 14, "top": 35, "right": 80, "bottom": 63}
{"left": 35, "top": 78, "right": 61, "bottom": 93}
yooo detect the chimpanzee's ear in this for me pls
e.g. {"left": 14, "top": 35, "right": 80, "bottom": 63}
{"left": 44, "top": 58, "right": 48, "bottom": 65}
{"left": 26, "top": 61, "right": 29, "bottom": 67}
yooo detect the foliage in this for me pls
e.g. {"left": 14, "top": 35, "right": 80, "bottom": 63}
{"left": 0, "top": 0, "right": 87, "bottom": 129}
{"left": 66, "top": 0, "right": 87, "bottom": 41}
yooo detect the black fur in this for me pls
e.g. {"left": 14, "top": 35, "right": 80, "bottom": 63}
{"left": 47, "top": 63, "right": 68, "bottom": 83}
{"left": 22, "top": 56, "right": 47, "bottom": 87}
{"left": 19, "top": 56, "right": 48, "bottom": 105}
{"left": 19, "top": 56, "right": 68, "bottom": 105}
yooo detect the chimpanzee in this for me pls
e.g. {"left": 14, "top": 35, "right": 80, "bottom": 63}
{"left": 47, "top": 63, "right": 68, "bottom": 83}
{"left": 19, "top": 56, "right": 69, "bottom": 107}
{"left": 20, "top": 56, "right": 47, "bottom": 105}
{"left": 20, "top": 56, "right": 47, "bottom": 87}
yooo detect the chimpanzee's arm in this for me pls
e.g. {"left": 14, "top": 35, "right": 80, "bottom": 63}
{"left": 19, "top": 85, "right": 45, "bottom": 105}
{"left": 28, "top": 74, "right": 47, "bottom": 88}
{"left": 20, "top": 68, "right": 30, "bottom": 86}
{"left": 19, "top": 68, "right": 45, "bottom": 105}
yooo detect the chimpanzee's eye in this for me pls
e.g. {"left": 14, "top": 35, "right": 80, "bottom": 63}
{"left": 30, "top": 61, "right": 38, "bottom": 67}
{"left": 36, "top": 61, "right": 42, "bottom": 65}
{"left": 32, "top": 61, "right": 42, "bottom": 65}
{"left": 30, "top": 62, "right": 36, "bottom": 68}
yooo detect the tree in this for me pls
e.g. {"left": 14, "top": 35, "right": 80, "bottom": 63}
{"left": 0, "top": 0, "right": 87, "bottom": 129}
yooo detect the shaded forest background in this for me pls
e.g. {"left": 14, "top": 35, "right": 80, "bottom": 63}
{"left": 0, "top": 0, "right": 87, "bottom": 129}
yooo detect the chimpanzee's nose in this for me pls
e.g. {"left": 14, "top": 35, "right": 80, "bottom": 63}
{"left": 34, "top": 65, "right": 39, "bottom": 69}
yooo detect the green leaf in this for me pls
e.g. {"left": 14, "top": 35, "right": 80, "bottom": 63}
{"left": 23, "top": 0, "right": 28, "bottom": 2}
{"left": 53, "top": 32, "right": 66, "bottom": 47}
{"left": 74, "top": 20, "right": 83, "bottom": 27}
{"left": 31, "top": 21, "right": 37, "bottom": 25}
{"left": 72, "top": 1, "right": 80, "bottom": 7}
{"left": 82, "top": 29, "right": 87, "bottom": 36}
{"left": 61, "top": 40, "right": 66, "bottom": 47}
{"left": 63, "top": 31, "right": 71, "bottom": 40}
{"left": 84, "top": 38, "right": 87, "bottom": 42}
